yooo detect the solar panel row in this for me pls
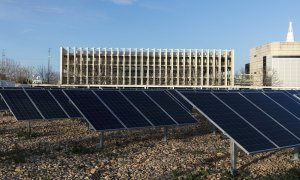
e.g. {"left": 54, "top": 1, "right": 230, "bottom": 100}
{"left": 64, "top": 90, "right": 197, "bottom": 131}
{"left": 0, "top": 89, "right": 82, "bottom": 120}
{"left": 180, "top": 91, "right": 300, "bottom": 154}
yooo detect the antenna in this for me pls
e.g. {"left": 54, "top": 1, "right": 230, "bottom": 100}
{"left": 2, "top": 49, "right": 5, "bottom": 61}
{"left": 48, "top": 48, "right": 52, "bottom": 84}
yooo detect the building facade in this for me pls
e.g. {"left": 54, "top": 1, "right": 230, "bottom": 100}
{"left": 250, "top": 22, "right": 300, "bottom": 87}
{"left": 60, "top": 47, "right": 234, "bottom": 86}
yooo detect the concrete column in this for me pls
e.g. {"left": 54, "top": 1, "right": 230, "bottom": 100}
{"left": 195, "top": 49, "right": 198, "bottom": 85}
{"left": 189, "top": 49, "right": 192, "bottom": 86}
{"left": 66, "top": 47, "right": 70, "bottom": 84}
{"left": 110, "top": 48, "right": 113, "bottom": 84}
{"left": 86, "top": 48, "right": 89, "bottom": 84}
{"left": 170, "top": 49, "right": 174, "bottom": 85}
{"left": 231, "top": 49, "right": 235, "bottom": 86}
{"left": 117, "top": 49, "right": 119, "bottom": 85}
{"left": 201, "top": 49, "right": 204, "bottom": 86}
{"left": 183, "top": 49, "right": 186, "bottom": 85}
{"left": 153, "top": 49, "right": 156, "bottom": 85}
{"left": 80, "top": 48, "right": 83, "bottom": 84}
{"left": 206, "top": 49, "right": 210, "bottom": 86}
{"left": 225, "top": 50, "right": 228, "bottom": 86}
{"left": 164, "top": 49, "right": 168, "bottom": 85}
{"left": 129, "top": 48, "right": 132, "bottom": 85}
{"left": 92, "top": 48, "right": 95, "bottom": 84}
{"left": 98, "top": 48, "right": 101, "bottom": 84}
{"left": 73, "top": 48, "right": 76, "bottom": 84}
{"left": 176, "top": 49, "right": 179, "bottom": 86}
{"left": 141, "top": 49, "right": 144, "bottom": 85}
{"left": 147, "top": 48, "right": 150, "bottom": 86}
{"left": 135, "top": 48, "right": 138, "bottom": 85}
{"left": 159, "top": 49, "right": 162, "bottom": 85}
{"left": 218, "top": 49, "right": 222, "bottom": 85}
{"left": 122, "top": 48, "right": 125, "bottom": 85}
{"left": 104, "top": 48, "right": 107, "bottom": 84}
{"left": 212, "top": 49, "right": 216, "bottom": 85}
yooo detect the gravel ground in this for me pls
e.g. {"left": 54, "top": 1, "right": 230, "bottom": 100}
{"left": 1, "top": 112, "right": 300, "bottom": 179}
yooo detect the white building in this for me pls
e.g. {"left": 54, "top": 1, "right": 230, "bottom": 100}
{"left": 250, "top": 22, "right": 300, "bottom": 87}
{"left": 60, "top": 48, "right": 234, "bottom": 87}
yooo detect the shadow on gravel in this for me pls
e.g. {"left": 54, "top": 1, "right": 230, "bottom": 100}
{"left": 261, "top": 167, "right": 300, "bottom": 180}
{"left": 239, "top": 151, "right": 277, "bottom": 170}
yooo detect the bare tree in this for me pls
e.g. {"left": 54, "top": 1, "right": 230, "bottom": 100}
{"left": 253, "top": 68, "right": 281, "bottom": 86}
{"left": 0, "top": 58, "right": 34, "bottom": 84}
{"left": 35, "top": 65, "right": 59, "bottom": 84}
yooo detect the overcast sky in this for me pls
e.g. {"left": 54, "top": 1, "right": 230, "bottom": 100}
{"left": 0, "top": 0, "right": 299, "bottom": 72}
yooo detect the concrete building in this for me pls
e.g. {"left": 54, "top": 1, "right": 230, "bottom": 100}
{"left": 250, "top": 22, "right": 300, "bottom": 87}
{"left": 60, "top": 48, "right": 234, "bottom": 87}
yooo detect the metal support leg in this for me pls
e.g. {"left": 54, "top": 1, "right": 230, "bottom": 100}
{"left": 99, "top": 131, "right": 104, "bottom": 149}
{"left": 27, "top": 121, "right": 31, "bottom": 137}
{"left": 163, "top": 127, "right": 168, "bottom": 142}
{"left": 293, "top": 146, "right": 300, "bottom": 160}
{"left": 230, "top": 139, "right": 237, "bottom": 175}
{"left": 212, "top": 126, "right": 216, "bottom": 135}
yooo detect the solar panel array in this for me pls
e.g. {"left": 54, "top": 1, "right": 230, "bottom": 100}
{"left": 2, "top": 87, "right": 300, "bottom": 155}
{"left": 180, "top": 91, "right": 300, "bottom": 154}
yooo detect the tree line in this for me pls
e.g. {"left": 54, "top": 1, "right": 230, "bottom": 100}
{"left": 0, "top": 58, "right": 59, "bottom": 84}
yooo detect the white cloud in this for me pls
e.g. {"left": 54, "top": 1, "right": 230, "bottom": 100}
{"left": 110, "top": 0, "right": 137, "bottom": 5}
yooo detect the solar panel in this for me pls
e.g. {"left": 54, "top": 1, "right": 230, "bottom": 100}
{"left": 264, "top": 92, "right": 300, "bottom": 119}
{"left": 283, "top": 90, "right": 300, "bottom": 103}
{"left": 167, "top": 90, "right": 193, "bottom": 112}
{"left": 180, "top": 92, "right": 277, "bottom": 154}
{"left": 64, "top": 90, "right": 125, "bottom": 131}
{"left": 94, "top": 90, "right": 153, "bottom": 128}
{"left": 214, "top": 92, "right": 300, "bottom": 147}
{"left": 0, "top": 90, "right": 43, "bottom": 120}
{"left": 25, "top": 90, "right": 68, "bottom": 119}
{"left": 241, "top": 92, "right": 300, "bottom": 138}
{"left": 49, "top": 90, "right": 82, "bottom": 118}
{"left": 0, "top": 96, "right": 8, "bottom": 111}
{"left": 144, "top": 90, "right": 197, "bottom": 124}
{"left": 121, "top": 91, "right": 177, "bottom": 126}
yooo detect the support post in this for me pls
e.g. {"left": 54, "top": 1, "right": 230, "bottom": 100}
{"left": 163, "top": 127, "right": 168, "bottom": 142}
{"left": 230, "top": 139, "right": 237, "bottom": 175}
{"left": 99, "top": 131, "right": 104, "bottom": 149}
{"left": 27, "top": 121, "right": 31, "bottom": 137}
{"left": 212, "top": 126, "right": 216, "bottom": 135}
{"left": 293, "top": 146, "right": 300, "bottom": 160}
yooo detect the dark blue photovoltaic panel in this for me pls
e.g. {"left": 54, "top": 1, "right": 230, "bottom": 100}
{"left": 94, "top": 90, "right": 153, "bottom": 128}
{"left": 0, "top": 96, "right": 8, "bottom": 111}
{"left": 283, "top": 90, "right": 300, "bottom": 103}
{"left": 49, "top": 90, "right": 82, "bottom": 118}
{"left": 145, "top": 91, "right": 196, "bottom": 124}
{"left": 215, "top": 93, "right": 300, "bottom": 147}
{"left": 64, "top": 90, "right": 125, "bottom": 131}
{"left": 242, "top": 93, "right": 300, "bottom": 138}
{"left": 167, "top": 90, "right": 193, "bottom": 112}
{"left": 121, "top": 91, "right": 176, "bottom": 126}
{"left": 0, "top": 90, "right": 42, "bottom": 120}
{"left": 26, "top": 90, "right": 68, "bottom": 119}
{"left": 264, "top": 93, "right": 300, "bottom": 119}
{"left": 181, "top": 92, "right": 276, "bottom": 154}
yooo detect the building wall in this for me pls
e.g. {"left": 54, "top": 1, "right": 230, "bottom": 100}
{"left": 250, "top": 42, "right": 300, "bottom": 86}
{"left": 60, "top": 47, "right": 234, "bottom": 86}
